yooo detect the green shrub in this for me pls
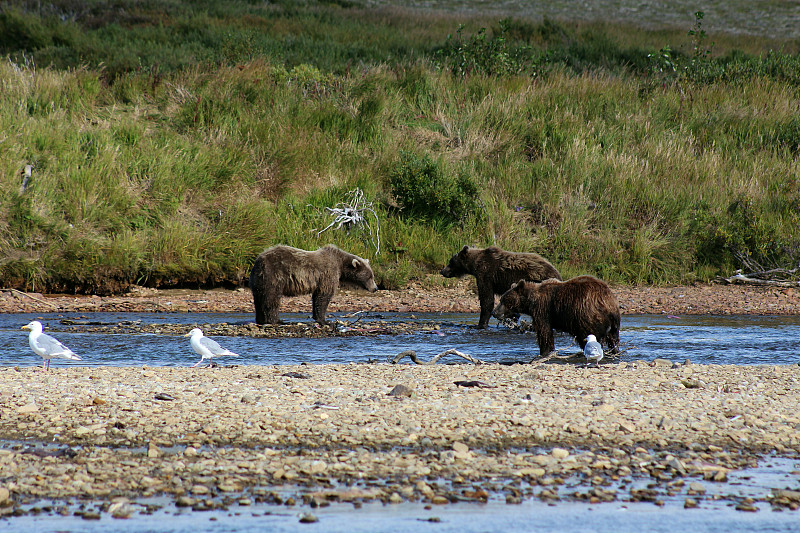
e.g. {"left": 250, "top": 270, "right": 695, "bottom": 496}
{"left": 388, "top": 151, "right": 481, "bottom": 225}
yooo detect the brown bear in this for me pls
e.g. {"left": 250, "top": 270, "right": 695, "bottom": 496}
{"left": 249, "top": 244, "right": 378, "bottom": 325}
{"left": 440, "top": 245, "right": 562, "bottom": 328}
{"left": 492, "top": 275, "right": 620, "bottom": 358}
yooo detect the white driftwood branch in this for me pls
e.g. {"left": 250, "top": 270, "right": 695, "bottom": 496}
{"left": 390, "top": 348, "right": 486, "bottom": 365}
{"left": 314, "top": 188, "right": 381, "bottom": 255}
{"left": 724, "top": 273, "right": 800, "bottom": 287}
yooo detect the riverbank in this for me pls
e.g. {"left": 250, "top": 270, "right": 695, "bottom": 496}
{"left": 1, "top": 279, "right": 799, "bottom": 316}
{"left": 1, "top": 363, "right": 799, "bottom": 516}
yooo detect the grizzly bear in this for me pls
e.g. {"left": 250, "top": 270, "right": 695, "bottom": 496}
{"left": 440, "top": 246, "right": 561, "bottom": 328}
{"left": 492, "top": 276, "right": 620, "bottom": 358}
{"left": 249, "top": 245, "right": 378, "bottom": 325}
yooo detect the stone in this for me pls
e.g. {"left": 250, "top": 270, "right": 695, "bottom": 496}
{"left": 0, "top": 488, "right": 9, "bottom": 506}
{"left": 688, "top": 482, "right": 706, "bottom": 495}
{"left": 551, "top": 448, "right": 570, "bottom": 459}
{"left": 299, "top": 512, "right": 318, "bottom": 523}
{"left": 453, "top": 442, "right": 469, "bottom": 454}
{"left": 17, "top": 403, "right": 38, "bottom": 414}
{"left": 147, "top": 443, "right": 161, "bottom": 458}
{"left": 388, "top": 384, "right": 414, "bottom": 398}
{"left": 109, "top": 502, "right": 133, "bottom": 519}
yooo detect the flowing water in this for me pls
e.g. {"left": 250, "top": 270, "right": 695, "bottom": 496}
{"left": 2, "top": 312, "right": 800, "bottom": 367}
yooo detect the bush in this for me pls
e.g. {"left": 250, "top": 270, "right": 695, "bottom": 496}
{"left": 388, "top": 151, "right": 481, "bottom": 224}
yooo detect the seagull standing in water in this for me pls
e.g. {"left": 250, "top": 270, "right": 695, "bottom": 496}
{"left": 22, "top": 321, "right": 82, "bottom": 371}
{"left": 185, "top": 328, "right": 239, "bottom": 367}
{"left": 584, "top": 334, "right": 604, "bottom": 366}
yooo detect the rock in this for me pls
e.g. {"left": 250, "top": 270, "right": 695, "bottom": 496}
{"left": 551, "top": 448, "right": 570, "bottom": 460}
{"left": 735, "top": 502, "right": 759, "bottom": 512}
{"left": 147, "top": 443, "right": 161, "bottom": 458}
{"left": 618, "top": 422, "right": 636, "bottom": 434}
{"left": 17, "top": 403, "right": 38, "bottom": 414}
{"left": 688, "top": 482, "right": 706, "bottom": 495}
{"left": 299, "top": 512, "right": 318, "bottom": 523}
{"left": 517, "top": 468, "right": 546, "bottom": 478}
{"left": 175, "top": 496, "right": 196, "bottom": 507}
{"left": 684, "top": 498, "right": 698, "bottom": 508}
{"left": 388, "top": 492, "right": 403, "bottom": 504}
{"left": 651, "top": 358, "right": 674, "bottom": 368}
{"left": 191, "top": 485, "right": 211, "bottom": 495}
{"left": 388, "top": 385, "right": 414, "bottom": 398}
{"left": 431, "top": 496, "right": 449, "bottom": 505}
{"left": 771, "top": 489, "right": 800, "bottom": 502}
{"left": 109, "top": 502, "right": 133, "bottom": 519}
{"left": 0, "top": 488, "right": 9, "bottom": 506}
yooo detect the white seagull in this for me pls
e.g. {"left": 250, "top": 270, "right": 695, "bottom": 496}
{"left": 185, "top": 328, "right": 239, "bottom": 367}
{"left": 584, "top": 334, "right": 604, "bottom": 366}
{"left": 22, "top": 320, "right": 82, "bottom": 371}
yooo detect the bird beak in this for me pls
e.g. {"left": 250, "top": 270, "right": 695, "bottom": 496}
{"left": 184, "top": 333, "right": 190, "bottom": 337}
{"left": 21, "top": 325, "right": 29, "bottom": 330}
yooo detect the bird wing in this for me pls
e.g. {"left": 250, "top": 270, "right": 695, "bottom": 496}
{"left": 584, "top": 341, "right": 603, "bottom": 358}
{"left": 199, "top": 336, "right": 237, "bottom": 356}
{"left": 36, "top": 333, "right": 81, "bottom": 360}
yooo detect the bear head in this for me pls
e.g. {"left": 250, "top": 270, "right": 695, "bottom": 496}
{"left": 492, "top": 280, "right": 530, "bottom": 319}
{"left": 440, "top": 245, "right": 473, "bottom": 278}
{"left": 341, "top": 257, "right": 379, "bottom": 292}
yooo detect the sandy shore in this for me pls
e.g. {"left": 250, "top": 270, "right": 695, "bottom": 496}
{"left": 2, "top": 362, "right": 800, "bottom": 514}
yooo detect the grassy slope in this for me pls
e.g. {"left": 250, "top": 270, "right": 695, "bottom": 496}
{"left": 1, "top": 1, "right": 799, "bottom": 294}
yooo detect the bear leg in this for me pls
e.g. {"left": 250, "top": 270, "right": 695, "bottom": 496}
{"left": 312, "top": 290, "right": 333, "bottom": 324}
{"left": 476, "top": 286, "right": 495, "bottom": 329}
{"left": 262, "top": 286, "right": 282, "bottom": 324}
{"left": 535, "top": 326, "right": 556, "bottom": 357}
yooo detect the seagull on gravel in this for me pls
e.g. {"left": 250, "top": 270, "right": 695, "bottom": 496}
{"left": 185, "top": 328, "right": 239, "bottom": 368}
{"left": 584, "top": 334, "right": 604, "bottom": 366}
{"left": 22, "top": 320, "right": 82, "bottom": 371}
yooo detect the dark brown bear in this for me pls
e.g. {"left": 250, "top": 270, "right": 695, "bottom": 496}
{"left": 249, "top": 245, "right": 378, "bottom": 325}
{"left": 492, "top": 276, "right": 620, "bottom": 358}
{"left": 440, "top": 246, "right": 561, "bottom": 328}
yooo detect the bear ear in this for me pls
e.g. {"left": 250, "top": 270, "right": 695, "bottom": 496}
{"left": 516, "top": 280, "right": 527, "bottom": 290}
{"left": 459, "top": 245, "right": 469, "bottom": 255}
{"left": 509, "top": 281, "right": 519, "bottom": 290}
{"left": 352, "top": 258, "right": 361, "bottom": 269}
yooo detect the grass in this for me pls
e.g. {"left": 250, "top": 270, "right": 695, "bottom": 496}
{"left": 1, "top": 1, "right": 800, "bottom": 293}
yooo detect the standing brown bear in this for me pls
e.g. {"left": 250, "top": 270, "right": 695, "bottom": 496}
{"left": 249, "top": 245, "right": 378, "bottom": 325}
{"left": 440, "top": 246, "right": 561, "bottom": 328}
{"left": 492, "top": 275, "right": 620, "bottom": 358}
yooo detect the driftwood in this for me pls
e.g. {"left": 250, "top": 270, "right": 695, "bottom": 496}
{"left": 724, "top": 268, "right": 800, "bottom": 287}
{"left": 389, "top": 348, "right": 486, "bottom": 365}
{"left": 1, "top": 288, "right": 59, "bottom": 308}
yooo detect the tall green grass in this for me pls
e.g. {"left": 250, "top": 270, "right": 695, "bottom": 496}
{"left": 1, "top": 1, "right": 799, "bottom": 293}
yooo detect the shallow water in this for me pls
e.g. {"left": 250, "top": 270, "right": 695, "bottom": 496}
{"left": 2, "top": 313, "right": 800, "bottom": 367}
{"left": 5, "top": 457, "right": 800, "bottom": 533}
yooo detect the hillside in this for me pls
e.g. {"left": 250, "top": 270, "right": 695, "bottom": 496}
{"left": 1, "top": 1, "right": 799, "bottom": 294}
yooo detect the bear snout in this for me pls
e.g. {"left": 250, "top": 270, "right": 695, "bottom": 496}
{"left": 492, "top": 303, "right": 508, "bottom": 319}
{"left": 367, "top": 280, "right": 379, "bottom": 292}
{"left": 440, "top": 266, "right": 452, "bottom": 277}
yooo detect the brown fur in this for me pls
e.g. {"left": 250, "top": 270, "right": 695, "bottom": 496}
{"left": 493, "top": 276, "right": 620, "bottom": 358}
{"left": 249, "top": 245, "right": 378, "bottom": 325}
{"left": 440, "top": 245, "right": 562, "bottom": 328}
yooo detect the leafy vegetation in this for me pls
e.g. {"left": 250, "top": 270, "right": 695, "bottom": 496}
{"left": 1, "top": 1, "right": 799, "bottom": 293}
